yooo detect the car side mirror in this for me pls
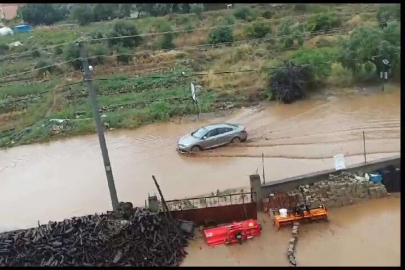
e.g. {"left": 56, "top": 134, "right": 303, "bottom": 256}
{"left": 202, "top": 136, "right": 207, "bottom": 140}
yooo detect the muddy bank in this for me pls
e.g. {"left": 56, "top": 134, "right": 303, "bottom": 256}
{"left": 0, "top": 90, "right": 400, "bottom": 232}
{"left": 182, "top": 196, "right": 400, "bottom": 266}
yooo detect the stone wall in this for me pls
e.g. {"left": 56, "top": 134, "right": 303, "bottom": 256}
{"left": 250, "top": 155, "right": 400, "bottom": 209}
{"left": 263, "top": 171, "right": 388, "bottom": 210}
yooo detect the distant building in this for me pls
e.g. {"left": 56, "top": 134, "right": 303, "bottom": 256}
{"left": 0, "top": 3, "right": 19, "bottom": 20}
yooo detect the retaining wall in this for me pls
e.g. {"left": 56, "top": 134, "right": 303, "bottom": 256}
{"left": 250, "top": 155, "right": 400, "bottom": 209}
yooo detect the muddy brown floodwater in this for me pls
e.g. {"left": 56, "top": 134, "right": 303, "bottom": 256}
{"left": 0, "top": 90, "right": 400, "bottom": 232}
{"left": 182, "top": 196, "right": 401, "bottom": 266}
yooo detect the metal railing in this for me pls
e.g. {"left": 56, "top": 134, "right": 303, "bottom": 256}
{"left": 161, "top": 192, "right": 256, "bottom": 212}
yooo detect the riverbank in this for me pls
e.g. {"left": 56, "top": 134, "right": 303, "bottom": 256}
{"left": 182, "top": 195, "right": 400, "bottom": 266}
{"left": 0, "top": 83, "right": 399, "bottom": 150}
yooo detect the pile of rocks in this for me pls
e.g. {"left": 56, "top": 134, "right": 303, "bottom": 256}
{"left": 285, "top": 171, "right": 388, "bottom": 209}
{"left": 287, "top": 222, "right": 300, "bottom": 266}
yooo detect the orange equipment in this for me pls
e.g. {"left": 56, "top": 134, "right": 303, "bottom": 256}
{"left": 273, "top": 205, "right": 328, "bottom": 229}
{"left": 203, "top": 219, "right": 262, "bottom": 247}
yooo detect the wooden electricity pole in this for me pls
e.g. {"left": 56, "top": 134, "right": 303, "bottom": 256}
{"left": 78, "top": 41, "right": 119, "bottom": 211}
{"left": 363, "top": 131, "right": 367, "bottom": 164}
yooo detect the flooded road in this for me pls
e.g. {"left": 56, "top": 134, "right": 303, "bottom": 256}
{"left": 0, "top": 90, "right": 400, "bottom": 231}
{"left": 182, "top": 196, "right": 401, "bottom": 266}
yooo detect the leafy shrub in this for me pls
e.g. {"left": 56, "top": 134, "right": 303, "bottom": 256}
{"left": 269, "top": 62, "right": 314, "bottom": 103}
{"left": 107, "top": 21, "right": 142, "bottom": 49}
{"left": 307, "top": 12, "right": 342, "bottom": 32}
{"left": 327, "top": 63, "right": 353, "bottom": 87}
{"left": 31, "top": 50, "right": 41, "bottom": 58}
{"left": 234, "top": 6, "right": 254, "bottom": 21}
{"left": 377, "top": 4, "right": 400, "bottom": 27}
{"left": 277, "top": 19, "right": 307, "bottom": 48}
{"left": 54, "top": 46, "right": 63, "bottom": 55}
{"left": 0, "top": 43, "right": 9, "bottom": 54}
{"left": 339, "top": 23, "right": 400, "bottom": 79}
{"left": 190, "top": 4, "right": 204, "bottom": 16}
{"left": 261, "top": 10, "right": 274, "bottom": 19}
{"left": 18, "top": 4, "right": 69, "bottom": 26}
{"left": 71, "top": 4, "right": 94, "bottom": 25}
{"left": 289, "top": 47, "right": 340, "bottom": 83}
{"left": 92, "top": 4, "right": 118, "bottom": 22}
{"left": 89, "top": 44, "right": 110, "bottom": 65}
{"left": 154, "top": 22, "right": 175, "bottom": 50}
{"left": 115, "top": 46, "right": 132, "bottom": 64}
{"left": 243, "top": 18, "right": 271, "bottom": 38}
{"left": 34, "top": 60, "right": 60, "bottom": 78}
{"left": 208, "top": 26, "right": 233, "bottom": 44}
{"left": 63, "top": 43, "right": 82, "bottom": 70}
{"left": 223, "top": 14, "right": 236, "bottom": 25}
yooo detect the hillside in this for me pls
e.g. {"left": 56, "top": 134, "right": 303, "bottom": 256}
{"left": 0, "top": 3, "right": 401, "bottom": 148}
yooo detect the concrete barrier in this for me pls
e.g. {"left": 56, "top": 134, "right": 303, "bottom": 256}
{"left": 250, "top": 155, "right": 400, "bottom": 207}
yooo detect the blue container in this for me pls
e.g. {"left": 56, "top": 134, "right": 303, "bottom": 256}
{"left": 13, "top": 24, "right": 31, "bottom": 33}
{"left": 369, "top": 173, "right": 383, "bottom": 184}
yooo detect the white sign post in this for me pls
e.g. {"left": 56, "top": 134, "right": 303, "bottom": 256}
{"left": 190, "top": 82, "right": 196, "bottom": 102}
{"left": 334, "top": 154, "right": 346, "bottom": 171}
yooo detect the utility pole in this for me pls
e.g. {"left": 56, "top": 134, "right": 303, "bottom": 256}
{"left": 262, "top": 153, "right": 266, "bottom": 184}
{"left": 78, "top": 41, "right": 119, "bottom": 211}
{"left": 363, "top": 131, "right": 367, "bottom": 164}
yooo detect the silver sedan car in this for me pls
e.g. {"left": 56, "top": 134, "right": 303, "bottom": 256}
{"left": 177, "top": 123, "right": 247, "bottom": 153}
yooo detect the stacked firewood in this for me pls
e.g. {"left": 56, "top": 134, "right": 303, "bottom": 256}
{"left": 0, "top": 204, "right": 190, "bottom": 267}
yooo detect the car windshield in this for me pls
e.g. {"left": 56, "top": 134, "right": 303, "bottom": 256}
{"left": 191, "top": 127, "right": 208, "bottom": 139}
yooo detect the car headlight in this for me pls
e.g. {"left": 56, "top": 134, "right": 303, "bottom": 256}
{"left": 178, "top": 144, "right": 187, "bottom": 148}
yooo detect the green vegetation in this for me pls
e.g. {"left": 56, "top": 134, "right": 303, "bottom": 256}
{"left": 208, "top": 26, "right": 234, "bottom": 44}
{"left": 243, "top": 18, "right": 271, "bottom": 39}
{"left": 307, "top": 12, "right": 342, "bottom": 32}
{"left": 107, "top": 21, "right": 142, "bottom": 49}
{"left": 18, "top": 4, "right": 69, "bottom": 26}
{"left": 0, "top": 4, "right": 401, "bottom": 149}
{"left": 277, "top": 19, "right": 307, "bottom": 48}
{"left": 234, "top": 6, "right": 255, "bottom": 21}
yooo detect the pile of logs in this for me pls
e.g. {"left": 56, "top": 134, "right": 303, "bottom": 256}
{"left": 0, "top": 204, "right": 190, "bottom": 267}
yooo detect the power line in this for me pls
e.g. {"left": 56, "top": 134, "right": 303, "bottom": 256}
{"left": 0, "top": 7, "right": 378, "bottom": 61}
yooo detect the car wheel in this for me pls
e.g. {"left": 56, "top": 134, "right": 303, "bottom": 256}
{"left": 231, "top": 137, "right": 241, "bottom": 144}
{"left": 191, "top": 146, "right": 202, "bottom": 153}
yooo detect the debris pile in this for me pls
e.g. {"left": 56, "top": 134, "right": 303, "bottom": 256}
{"left": 287, "top": 222, "right": 300, "bottom": 266}
{"left": 0, "top": 205, "right": 190, "bottom": 267}
{"left": 282, "top": 171, "right": 388, "bottom": 209}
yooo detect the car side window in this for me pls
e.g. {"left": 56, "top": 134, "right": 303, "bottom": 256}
{"left": 207, "top": 129, "right": 219, "bottom": 138}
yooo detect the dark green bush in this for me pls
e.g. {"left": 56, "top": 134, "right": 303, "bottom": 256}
{"left": 116, "top": 46, "right": 132, "bottom": 64}
{"left": 89, "top": 44, "right": 110, "bottom": 65}
{"left": 307, "top": 12, "right": 342, "bottom": 32}
{"left": 208, "top": 26, "right": 233, "bottom": 44}
{"left": 0, "top": 43, "right": 9, "bottom": 54}
{"left": 190, "top": 4, "right": 204, "bottom": 16}
{"left": 107, "top": 21, "right": 142, "bottom": 49}
{"left": 31, "top": 50, "right": 41, "bottom": 58}
{"left": 234, "top": 6, "right": 254, "bottom": 21}
{"left": 261, "top": 10, "right": 274, "bottom": 19}
{"left": 63, "top": 43, "right": 82, "bottom": 70}
{"left": 269, "top": 62, "right": 314, "bottom": 103}
{"left": 377, "top": 4, "right": 400, "bottom": 27}
{"left": 71, "top": 4, "right": 94, "bottom": 26}
{"left": 244, "top": 18, "right": 271, "bottom": 38}
{"left": 18, "top": 4, "right": 69, "bottom": 26}
{"left": 54, "top": 46, "right": 63, "bottom": 55}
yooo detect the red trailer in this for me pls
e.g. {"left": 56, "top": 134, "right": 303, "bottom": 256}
{"left": 203, "top": 219, "right": 262, "bottom": 247}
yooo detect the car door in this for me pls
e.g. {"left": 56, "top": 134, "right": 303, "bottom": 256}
{"left": 216, "top": 127, "right": 233, "bottom": 146}
{"left": 221, "top": 127, "right": 235, "bottom": 144}
{"left": 201, "top": 128, "right": 220, "bottom": 149}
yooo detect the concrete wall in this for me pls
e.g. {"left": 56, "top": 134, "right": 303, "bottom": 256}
{"left": 250, "top": 156, "right": 400, "bottom": 206}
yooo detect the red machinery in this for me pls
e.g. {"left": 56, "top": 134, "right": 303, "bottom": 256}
{"left": 203, "top": 219, "right": 262, "bottom": 247}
